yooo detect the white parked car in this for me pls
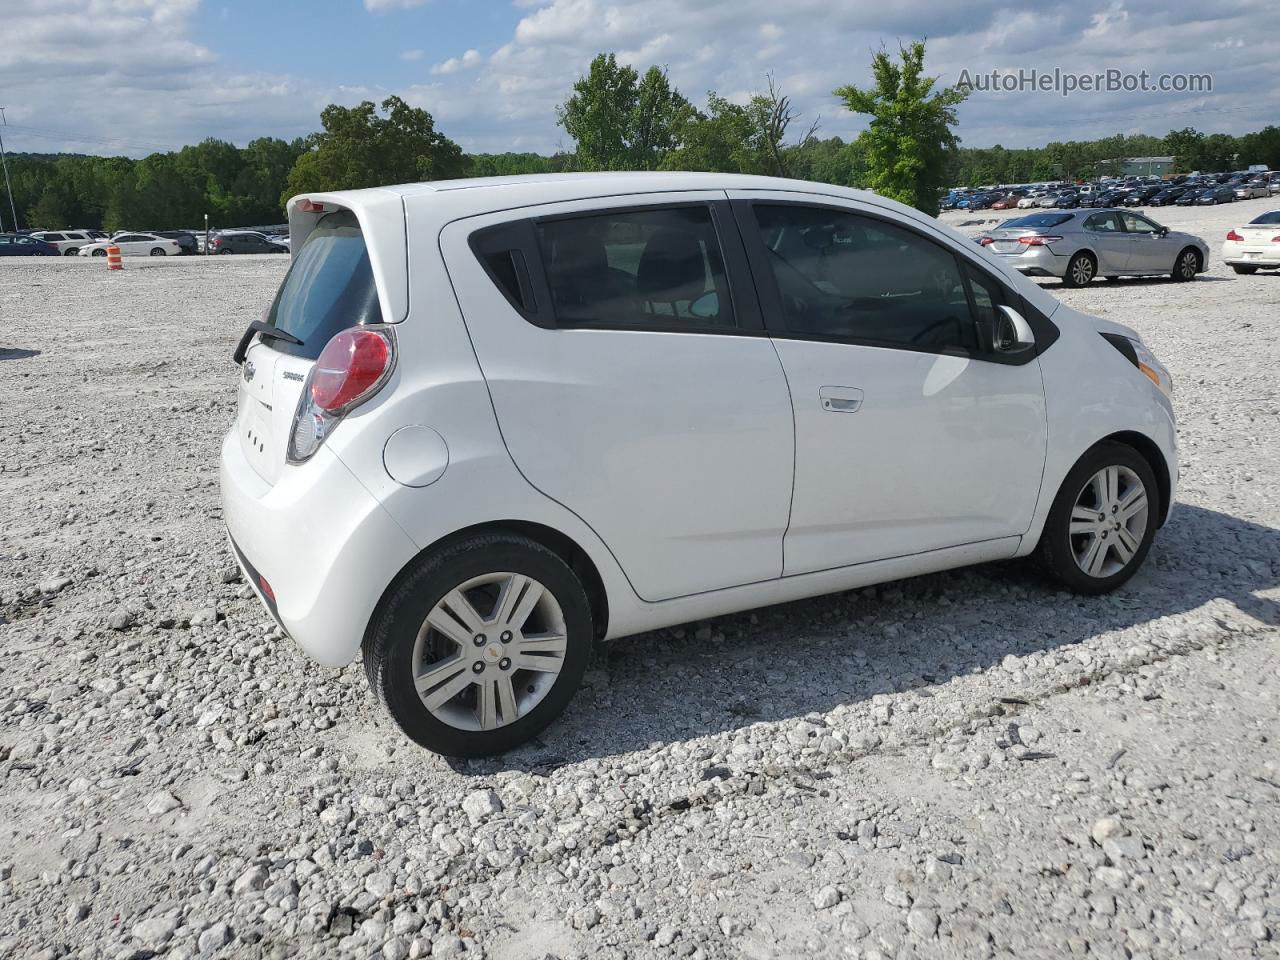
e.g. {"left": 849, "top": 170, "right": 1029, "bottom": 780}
{"left": 29, "top": 229, "right": 96, "bottom": 256}
{"left": 78, "top": 233, "right": 181, "bottom": 257}
{"left": 221, "top": 173, "right": 1177, "bottom": 756}
{"left": 1222, "top": 210, "right": 1280, "bottom": 274}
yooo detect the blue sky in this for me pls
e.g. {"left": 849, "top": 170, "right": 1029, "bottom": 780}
{"left": 3, "top": 0, "right": 1278, "bottom": 158}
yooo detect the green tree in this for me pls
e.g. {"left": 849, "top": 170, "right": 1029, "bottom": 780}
{"left": 835, "top": 40, "right": 969, "bottom": 215}
{"left": 283, "top": 96, "right": 466, "bottom": 203}
{"left": 557, "top": 53, "right": 694, "bottom": 170}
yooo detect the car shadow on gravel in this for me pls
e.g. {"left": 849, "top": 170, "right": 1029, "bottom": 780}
{"left": 458, "top": 503, "right": 1279, "bottom": 773}
{"left": 0, "top": 347, "right": 41, "bottom": 361}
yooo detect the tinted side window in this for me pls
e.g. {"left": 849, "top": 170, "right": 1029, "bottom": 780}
{"left": 1084, "top": 213, "right": 1121, "bottom": 232}
{"left": 536, "top": 205, "right": 735, "bottom": 329}
{"left": 43, "top": 233, "right": 65, "bottom": 241}
{"left": 752, "top": 204, "right": 977, "bottom": 352}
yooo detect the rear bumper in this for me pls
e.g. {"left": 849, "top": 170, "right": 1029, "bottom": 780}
{"left": 1222, "top": 241, "right": 1280, "bottom": 268}
{"left": 999, "top": 246, "right": 1068, "bottom": 278}
{"left": 219, "top": 431, "right": 419, "bottom": 667}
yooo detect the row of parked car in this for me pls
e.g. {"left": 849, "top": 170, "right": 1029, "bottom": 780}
{"left": 947, "top": 171, "right": 1280, "bottom": 213}
{"left": 0, "top": 228, "right": 290, "bottom": 257}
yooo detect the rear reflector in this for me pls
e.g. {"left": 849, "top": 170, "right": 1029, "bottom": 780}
{"left": 259, "top": 575, "right": 276, "bottom": 603}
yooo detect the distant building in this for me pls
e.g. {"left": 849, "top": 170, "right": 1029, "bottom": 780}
{"left": 1098, "top": 156, "right": 1176, "bottom": 177}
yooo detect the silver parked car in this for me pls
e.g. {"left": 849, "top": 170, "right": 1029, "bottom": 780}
{"left": 978, "top": 210, "right": 1209, "bottom": 287}
{"left": 1234, "top": 181, "right": 1270, "bottom": 200}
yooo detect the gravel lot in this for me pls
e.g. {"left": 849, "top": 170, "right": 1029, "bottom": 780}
{"left": 2, "top": 196, "right": 1278, "bottom": 960}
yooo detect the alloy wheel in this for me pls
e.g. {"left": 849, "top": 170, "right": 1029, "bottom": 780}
{"left": 1069, "top": 465, "right": 1149, "bottom": 578}
{"left": 1179, "top": 250, "right": 1198, "bottom": 279}
{"left": 1070, "top": 255, "right": 1094, "bottom": 285}
{"left": 411, "top": 572, "right": 567, "bottom": 731}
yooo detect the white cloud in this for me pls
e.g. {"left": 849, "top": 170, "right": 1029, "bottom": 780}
{"left": 431, "top": 48, "right": 483, "bottom": 75}
{"left": 1, "top": 0, "right": 1276, "bottom": 160}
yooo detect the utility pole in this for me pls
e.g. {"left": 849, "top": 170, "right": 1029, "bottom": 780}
{"left": 0, "top": 108, "right": 18, "bottom": 232}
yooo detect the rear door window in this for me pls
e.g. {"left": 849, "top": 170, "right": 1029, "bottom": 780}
{"left": 265, "top": 210, "right": 382, "bottom": 360}
{"left": 535, "top": 205, "right": 736, "bottom": 330}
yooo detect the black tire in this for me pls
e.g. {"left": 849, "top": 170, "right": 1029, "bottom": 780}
{"left": 1062, "top": 251, "right": 1096, "bottom": 288}
{"left": 1171, "top": 247, "right": 1200, "bottom": 281}
{"left": 150, "top": 247, "right": 166, "bottom": 257}
{"left": 92, "top": 249, "right": 107, "bottom": 257}
{"left": 1232, "top": 264, "right": 1258, "bottom": 275}
{"left": 63, "top": 248, "right": 79, "bottom": 257}
{"left": 363, "top": 533, "right": 592, "bottom": 757}
{"left": 218, "top": 248, "right": 233, "bottom": 255}
{"left": 1038, "top": 442, "right": 1159, "bottom": 595}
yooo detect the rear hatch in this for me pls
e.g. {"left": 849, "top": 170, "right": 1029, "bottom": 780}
{"left": 235, "top": 208, "right": 384, "bottom": 484}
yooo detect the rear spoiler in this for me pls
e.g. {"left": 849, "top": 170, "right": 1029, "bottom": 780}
{"left": 284, "top": 190, "right": 409, "bottom": 325}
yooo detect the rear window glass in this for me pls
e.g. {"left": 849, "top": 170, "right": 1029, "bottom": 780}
{"left": 1250, "top": 212, "right": 1280, "bottom": 225}
{"left": 1003, "top": 213, "right": 1074, "bottom": 229}
{"left": 266, "top": 210, "right": 382, "bottom": 359}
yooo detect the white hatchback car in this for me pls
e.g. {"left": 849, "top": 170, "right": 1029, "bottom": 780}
{"left": 221, "top": 173, "right": 1177, "bottom": 756}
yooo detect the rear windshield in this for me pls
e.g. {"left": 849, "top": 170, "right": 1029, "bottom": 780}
{"left": 1250, "top": 212, "right": 1280, "bottom": 225}
{"left": 266, "top": 210, "right": 381, "bottom": 359}
{"left": 1002, "top": 213, "right": 1075, "bottom": 230}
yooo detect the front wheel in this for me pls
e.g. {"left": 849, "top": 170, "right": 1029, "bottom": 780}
{"left": 150, "top": 247, "right": 166, "bottom": 257}
{"left": 63, "top": 248, "right": 79, "bottom": 257}
{"left": 1062, "top": 251, "right": 1096, "bottom": 288}
{"left": 1171, "top": 248, "right": 1200, "bottom": 281}
{"left": 1038, "top": 442, "right": 1158, "bottom": 595}
{"left": 363, "top": 533, "right": 593, "bottom": 757}
{"left": 92, "top": 249, "right": 107, "bottom": 257}
{"left": 1232, "top": 264, "right": 1258, "bottom": 275}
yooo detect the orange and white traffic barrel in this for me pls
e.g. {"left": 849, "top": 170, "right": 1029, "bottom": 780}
{"left": 106, "top": 246, "right": 122, "bottom": 271}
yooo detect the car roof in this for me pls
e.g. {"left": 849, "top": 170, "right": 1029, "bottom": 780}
{"left": 293, "top": 171, "right": 889, "bottom": 209}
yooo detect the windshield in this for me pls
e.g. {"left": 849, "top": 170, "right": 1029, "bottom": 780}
{"left": 1002, "top": 213, "right": 1075, "bottom": 230}
{"left": 266, "top": 210, "right": 381, "bottom": 360}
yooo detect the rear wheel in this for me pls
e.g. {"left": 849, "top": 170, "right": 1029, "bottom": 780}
{"left": 1038, "top": 442, "right": 1158, "bottom": 595}
{"left": 150, "top": 247, "right": 166, "bottom": 257}
{"left": 363, "top": 533, "right": 592, "bottom": 757}
{"left": 1171, "top": 247, "right": 1200, "bottom": 281}
{"left": 63, "top": 248, "right": 79, "bottom": 257}
{"left": 1232, "top": 264, "right": 1258, "bottom": 275}
{"left": 218, "top": 248, "right": 233, "bottom": 255}
{"left": 1062, "top": 251, "right": 1096, "bottom": 288}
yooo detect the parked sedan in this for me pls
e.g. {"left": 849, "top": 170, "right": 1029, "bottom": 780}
{"left": 1195, "top": 186, "right": 1237, "bottom": 205}
{"left": 1147, "top": 187, "right": 1187, "bottom": 207}
{"left": 208, "top": 231, "right": 289, "bottom": 254}
{"left": 1174, "top": 188, "right": 1207, "bottom": 206}
{"left": 143, "top": 230, "right": 199, "bottom": 255}
{"left": 1122, "top": 186, "right": 1162, "bottom": 206}
{"left": 78, "top": 233, "right": 182, "bottom": 256}
{"left": 0, "top": 233, "right": 60, "bottom": 256}
{"left": 1234, "top": 182, "right": 1269, "bottom": 200}
{"left": 1222, "top": 210, "right": 1280, "bottom": 274}
{"left": 978, "top": 209, "right": 1208, "bottom": 287}
{"left": 991, "top": 193, "right": 1022, "bottom": 210}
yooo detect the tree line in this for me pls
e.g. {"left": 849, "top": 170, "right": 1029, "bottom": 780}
{"left": 6, "top": 41, "right": 1279, "bottom": 231}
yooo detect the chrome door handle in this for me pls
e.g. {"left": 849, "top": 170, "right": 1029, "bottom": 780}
{"left": 819, "top": 386, "right": 864, "bottom": 413}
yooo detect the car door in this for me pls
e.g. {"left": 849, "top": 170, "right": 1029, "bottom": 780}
{"left": 728, "top": 193, "right": 1048, "bottom": 575}
{"left": 438, "top": 194, "right": 795, "bottom": 602}
{"left": 1119, "top": 212, "right": 1170, "bottom": 271}
{"left": 1081, "top": 211, "right": 1130, "bottom": 272}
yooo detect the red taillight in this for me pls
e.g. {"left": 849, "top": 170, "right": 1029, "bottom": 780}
{"left": 296, "top": 199, "right": 327, "bottom": 213}
{"left": 259, "top": 575, "right": 275, "bottom": 604}
{"left": 1226, "top": 230, "right": 1244, "bottom": 241}
{"left": 310, "top": 329, "right": 392, "bottom": 413}
{"left": 1273, "top": 235, "right": 1280, "bottom": 243}
{"left": 979, "top": 236, "right": 994, "bottom": 246}
{"left": 1018, "top": 235, "right": 1062, "bottom": 246}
